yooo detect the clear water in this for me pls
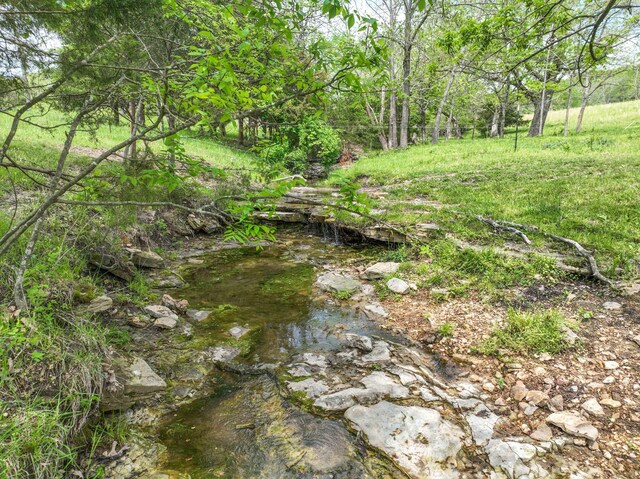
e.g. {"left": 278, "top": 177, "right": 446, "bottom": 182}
{"left": 156, "top": 239, "right": 401, "bottom": 478}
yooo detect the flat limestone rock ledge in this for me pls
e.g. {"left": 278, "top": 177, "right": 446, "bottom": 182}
{"left": 345, "top": 401, "right": 464, "bottom": 479}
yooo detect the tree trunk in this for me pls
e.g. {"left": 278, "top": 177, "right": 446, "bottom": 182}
{"left": 527, "top": 91, "right": 554, "bottom": 136}
{"left": 399, "top": 6, "right": 413, "bottom": 149}
{"left": 432, "top": 70, "right": 455, "bottom": 144}
{"left": 388, "top": 91, "right": 398, "bottom": 148}
{"left": 490, "top": 108, "right": 499, "bottom": 137}
{"left": 445, "top": 103, "right": 453, "bottom": 140}
{"left": 238, "top": 116, "right": 244, "bottom": 146}
{"left": 564, "top": 75, "right": 573, "bottom": 137}
{"left": 419, "top": 100, "right": 426, "bottom": 143}
{"left": 499, "top": 85, "right": 509, "bottom": 138}
{"left": 576, "top": 98, "right": 588, "bottom": 132}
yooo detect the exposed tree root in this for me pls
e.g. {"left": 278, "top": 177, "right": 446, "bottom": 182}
{"left": 476, "top": 215, "right": 532, "bottom": 244}
{"left": 478, "top": 217, "right": 613, "bottom": 285}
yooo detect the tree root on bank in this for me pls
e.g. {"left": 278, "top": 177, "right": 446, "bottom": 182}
{"left": 477, "top": 215, "right": 531, "bottom": 244}
{"left": 476, "top": 216, "right": 613, "bottom": 285}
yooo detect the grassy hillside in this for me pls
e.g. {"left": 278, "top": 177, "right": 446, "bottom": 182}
{"left": 330, "top": 100, "right": 640, "bottom": 276}
{"left": 0, "top": 110, "right": 255, "bottom": 171}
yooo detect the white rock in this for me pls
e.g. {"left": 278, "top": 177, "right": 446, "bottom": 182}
{"left": 144, "top": 305, "right": 178, "bottom": 320}
{"left": 186, "top": 309, "right": 211, "bottom": 321}
{"left": 153, "top": 316, "right": 177, "bottom": 330}
{"left": 603, "top": 360, "right": 619, "bottom": 370}
{"left": 602, "top": 301, "right": 622, "bottom": 310}
{"left": 581, "top": 398, "right": 605, "bottom": 417}
{"left": 546, "top": 411, "right": 599, "bottom": 441}
{"left": 360, "top": 341, "right": 391, "bottom": 363}
{"left": 361, "top": 262, "right": 400, "bottom": 279}
{"left": 345, "top": 401, "right": 464, "bottom": 479}
{"left": 363, "top": 303, "right": 388, "bottom": 318}
{"left": 466, "top": 403, "right": 499, "bottom": 446}
{"left": 386, "top": 277, "right": 411, "bottom": 295}
{"left": 287, "top": 378, "right": 329, "bottom": 398}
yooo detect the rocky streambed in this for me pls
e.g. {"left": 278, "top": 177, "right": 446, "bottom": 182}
{"left": 96, "top": 233, "right": 603, "bottom": 479}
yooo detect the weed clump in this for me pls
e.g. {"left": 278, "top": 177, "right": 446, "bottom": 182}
{"left": 477, "top": 308, "right": 575, "bottom": 356}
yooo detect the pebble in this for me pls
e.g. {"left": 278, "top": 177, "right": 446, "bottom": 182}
{"left": 533, "top": 367, "right": 547, "bottom": 375}
{"left": 530, "top": 423, "right": 554, "bottom": 441}
{"left": 581, "top": 398, "right": 605, "bottom": 417}
{"left": 511, "top": 381, "right": 528, "bottom": 401}
{"left": 600, "top": 397, "right": 622, "bottom": 408}
{"left": 604, "top": 361, "right": 620, "bottom": 370}
{"left": 482, "top": 382, "right": 496, "bottom": 392}
{"left": 525, "top": 390, "right": 549, "bottom": 406}
{"left": 549, "top": 395, "right": 564, "bottom": 411}
{"left": 602, "top": 301, "right": 622, "bottom": 310}
{"left": 603, "top": 376, "right": 616, "bottom": 384}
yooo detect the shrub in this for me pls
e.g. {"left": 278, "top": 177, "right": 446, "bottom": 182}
{"left": 256, "top": 117, "right": 342, "bottom": 173}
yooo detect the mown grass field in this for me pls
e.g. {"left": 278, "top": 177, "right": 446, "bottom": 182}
{"left": 330, "top": 100, "right": 640, "bottom": 277}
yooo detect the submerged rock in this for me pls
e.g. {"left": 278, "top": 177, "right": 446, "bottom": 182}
{"left": 186, "top": 309, "right": 211, "bottom": 321}
{"left": 315, "top": 273, "right": 361, "bottom": 294}
{"left": 206, "top": 346, "right": 241, "bottom": 363}
{"left": 345, "top": 401, "right": 464, "bottom": 479}
{"left": 229, "top": 326, "right": 250, "bottom": 339}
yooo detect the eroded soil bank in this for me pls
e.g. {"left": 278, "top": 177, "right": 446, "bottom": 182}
{"left": 94, "top": 229, "right": 639, "bottom": 479}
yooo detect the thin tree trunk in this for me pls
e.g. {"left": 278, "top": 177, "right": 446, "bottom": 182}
{"left": 499, "top": 84, "right": 509, "bottom": 138}
{"left": 576, "top": 99, "right": 588, "bottom": 132}
{"left": 432, "top": 70, "right": 455, "bottom": 144}
{"left": 399, "top": 6, "right": 413, "bottom": 149}
{"left": 445, "top": 102, "right": 453, "bottom": 140}
{"left": 388, "top": 91, "right": 398, "bottom": 149}
{"left": 238, "top": 116, "right": 244, "bottom": 146}
{"left": 576, "top": 73, "right": 590, "bottom": 133}
{"left": 564, "top": 73, "right": 574, "bottom": 137}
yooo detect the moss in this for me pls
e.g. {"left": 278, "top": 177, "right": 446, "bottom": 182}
{"left": 260, "top": 263, "right": 314, "bottom": 298}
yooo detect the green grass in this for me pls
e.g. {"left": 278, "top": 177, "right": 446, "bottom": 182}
{"left": 0, "top": 109, "right": 256, "bottom": 171}
{"left": 476, "top": 308, "right": 576, "bottom": 356}
{"left": 330, "top": 100, "right": 640, "bottom": 277}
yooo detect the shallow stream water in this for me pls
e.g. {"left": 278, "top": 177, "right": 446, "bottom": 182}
{"left": 156, "top": 238, "right": 401, "bottom": 478}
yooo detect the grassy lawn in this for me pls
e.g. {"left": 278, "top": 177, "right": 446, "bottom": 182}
{"left": 0, "top": 109, "right": 256, "bottom": 171}
{"left": 329, "top": 100, "right": 640, "bottom": 277}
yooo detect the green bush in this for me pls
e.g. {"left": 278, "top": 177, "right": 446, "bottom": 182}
{"left": 257, "top": 117, "right": 342, "bottom": 173}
